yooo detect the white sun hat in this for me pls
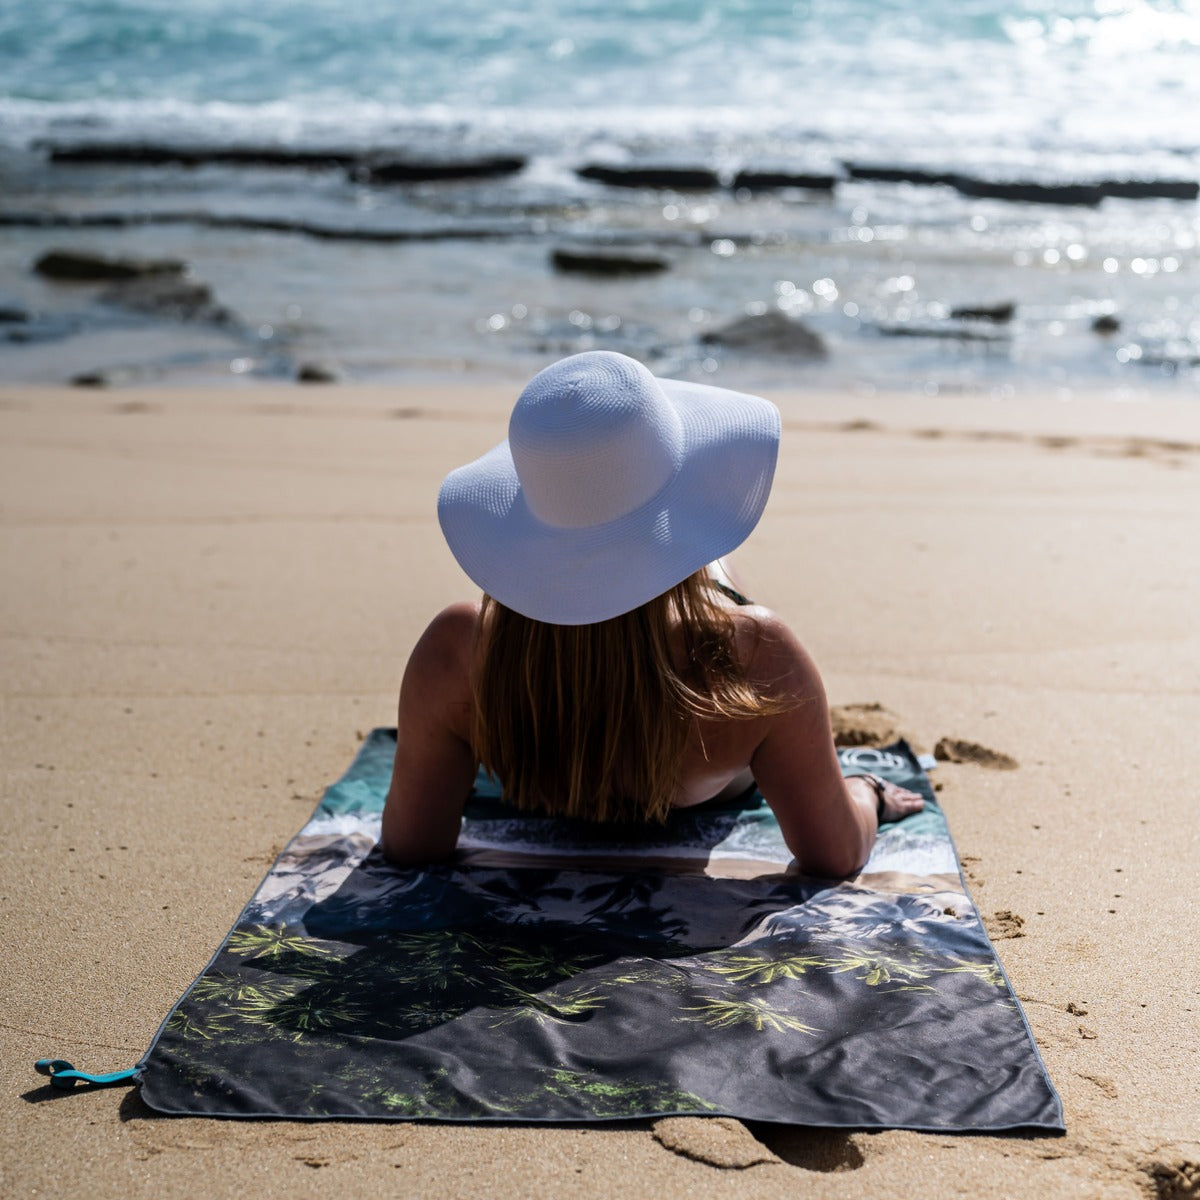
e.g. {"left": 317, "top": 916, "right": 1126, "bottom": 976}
{"left": 437, "top": 350, "right": 780, "bottom": 625}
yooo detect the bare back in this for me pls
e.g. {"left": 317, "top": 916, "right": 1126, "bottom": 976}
{"left": 380, "top": 595, "right": 923, "bottom": 874}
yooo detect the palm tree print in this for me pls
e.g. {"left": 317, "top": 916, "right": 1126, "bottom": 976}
{"left": 186, "top": 975, "right": 292, "bottom": 1007}
{"left": 681, "top": 995, "right": 819, "bottom": 1035}
{"left": 163, "top": 1007, "right": 237, "bottom": 1042}
{"left": 250, "top": 990, "right": 370, "bottom": 1041}
{"left": 935, "top": 959, "right": 1005, "bottom": 989}
{"left": 490, "top": 982, "right": 606, "bottom": 1027}
{"left": 699, "top": 951, "right": 825, "bottom": 985}
{"left": 825, "top": 948, "right": 933, "bottom": 990}
{"left": 226, "top": 925, "right": 336, "bottom": 963}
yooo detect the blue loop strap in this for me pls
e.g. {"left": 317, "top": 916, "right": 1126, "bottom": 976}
{"left": 35, "top": 1058, "right": 138, "bottom": 1091}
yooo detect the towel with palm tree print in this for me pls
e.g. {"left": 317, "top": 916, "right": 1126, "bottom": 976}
{"left": 136, "top": 730, "right": 1063, "bottom": 1130}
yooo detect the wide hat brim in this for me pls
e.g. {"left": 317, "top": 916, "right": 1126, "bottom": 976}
{"left": 438, "top": 374, "right": 780, "bottom": 624}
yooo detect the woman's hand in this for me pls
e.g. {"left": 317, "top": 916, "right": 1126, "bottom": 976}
{"left": 847, "top": 774, "right": 926, "bottom": 824}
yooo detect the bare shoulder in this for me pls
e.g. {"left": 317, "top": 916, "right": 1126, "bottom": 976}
{"left": 399, "top": 601, "right": 480, "bottom": 731}
{"left": 408, "top": 600, "right": 480, "bottom": 669}
{"left": 727, "top": 604, "right": 824, "bottom": 702}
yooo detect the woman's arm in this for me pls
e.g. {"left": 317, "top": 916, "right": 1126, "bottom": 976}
{"left": 380, "top": 603, "right": 479, "bottom": 867}
{"left": 745, "top": 611, "right": 923, "bottom": 877}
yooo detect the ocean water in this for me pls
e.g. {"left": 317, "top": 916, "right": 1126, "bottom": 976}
{"left": 5, "top": 0, "right": 1200, "bottom": 163}
{"left": 2, "top": 0, "right": 1199, "bottom": 394}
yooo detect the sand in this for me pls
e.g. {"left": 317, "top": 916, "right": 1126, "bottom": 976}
{"left": 2, "top": 381, "right": 1199, "bottom": 1200}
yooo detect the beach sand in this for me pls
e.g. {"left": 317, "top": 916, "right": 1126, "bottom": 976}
{"left": 2, "top": 381, "right": 1198, "bottom": 1199}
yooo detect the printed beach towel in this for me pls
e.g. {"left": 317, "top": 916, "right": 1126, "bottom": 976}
{"left": 57, "top": 731, "right": 1063, "bottom": 1130}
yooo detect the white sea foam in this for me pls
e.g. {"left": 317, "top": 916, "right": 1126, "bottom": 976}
{"left": 3, "top": 0, "right": 1200, "bottom": 175}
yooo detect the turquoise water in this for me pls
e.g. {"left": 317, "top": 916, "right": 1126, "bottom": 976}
{"left": 4, "top": 0, "right": 1200, "bottom": 169}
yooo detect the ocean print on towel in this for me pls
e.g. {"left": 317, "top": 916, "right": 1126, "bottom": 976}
{"left": 136, "top": 731, "right": 1063, "bottom": 1130}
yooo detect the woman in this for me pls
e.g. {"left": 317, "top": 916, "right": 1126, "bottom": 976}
{"left": 382, "top": 351, "right": 923, "bottom": 873}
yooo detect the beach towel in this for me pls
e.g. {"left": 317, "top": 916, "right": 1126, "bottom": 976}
{"left": 41, "top": 731, "right": 1063, "bottom": 1130}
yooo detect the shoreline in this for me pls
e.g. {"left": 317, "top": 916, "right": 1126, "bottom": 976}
{"left": 3, "top": 382, "right": 1199, "bottom": 1198}
{"left": 5, "top": 140, "right": 1200, "bottom": 395}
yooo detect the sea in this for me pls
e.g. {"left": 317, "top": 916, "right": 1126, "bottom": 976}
{"left": 2, "top": 0, "right": 1199, "bottom": 399}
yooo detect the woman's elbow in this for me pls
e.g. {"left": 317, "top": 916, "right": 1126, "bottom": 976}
{"left": 380, "top": 823, "right": 459, "bottom": 868}
{"left": 788, "top": 836, "right": 871, "bottom": 879}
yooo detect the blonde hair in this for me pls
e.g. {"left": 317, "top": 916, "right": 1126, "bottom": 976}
{"left": 471, "top": 571, "right": 792, "bottom": 824}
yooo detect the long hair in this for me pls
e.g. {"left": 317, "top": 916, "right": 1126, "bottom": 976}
{"left": 471, "top": 571, "right": 793, "bottom": 824}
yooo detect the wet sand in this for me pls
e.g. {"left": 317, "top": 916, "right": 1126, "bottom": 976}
{"left": 2, "top": 382, "right": 1198, "bottom": 1198}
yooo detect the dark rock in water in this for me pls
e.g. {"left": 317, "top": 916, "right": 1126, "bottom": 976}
{"left": 577, "top": 164, "right": 720, "bottom": 190}
{"left": 296, "top": 361, "right": 345, "bottom": 383}
{"left": 0, "top": 305, "right": 30, "bottom": 322}
{"left": 950, "top": 302, "right": 1016, "bottom": 323}
{"left": 951, "top": 177, "right": 1106, "bottom": 206}
{"left": 1100, "top": 179, "right": 1199, "bottom": 201}
{"left": 1, "top": 211, "right": 153, "bottom": 229}
{"left": 701, "top": 310, "right": 827, "bottom": 358}
{"left": 71, "top": 366, "right": 143, "bottom": 387}
{"left": 551, "top": 246, "right": 669, "bottom": 276}
{"left": 843, "top": 162, "right": 1199, "bottom": 205}
{"left": 35, "top": 249, "right": 186, "bottom": 282}
{"left": 362, "top": 156, "right": 526, "bottom": 183}
{"left": 99, "top": 276, "right": 234, "bottom": 324}
{"left": 2, "top": 312, "right": 78, "bottom": 344}
{"left": 6, "top": 210, "right": 540, "bottom": 243}
{"left": 732, "top": 169, "right": 838, "bottom": 192}
{"left": 843, "top": 163, "right": 960, "bottom": 187}
{"left": 45, "top": 142, "right": 360, "bottom": 170}
{"left": 1092, "top": 313, "right": 1121, "bottom": 334}
{"left": 874, "top": 319, "right": 1008, "bottom": 342}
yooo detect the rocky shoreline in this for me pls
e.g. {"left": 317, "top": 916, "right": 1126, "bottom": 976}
{"left": 28, "top": 139, "right": 1200, "bottom": 207}
{"left": 4, "top": 137, "right": 1198, "bottom": 390}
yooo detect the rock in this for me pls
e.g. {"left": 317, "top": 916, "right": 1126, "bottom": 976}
{"left": 1101, "top": 179, "right": 1199, "bottom": 201}
{"left": 0, "top": 211, "right": 143, "bottom": 229}
{"left": 843, "top": 163, "right": 960, "bottom": 187}
{"left": 950, "top": 302, "right": 1016, "bottom": 323}
{"left": 70, "top": 366, "right": 142, "bottom": 387}
{"left": 296, "top": 361, "right": 344, "bottom": 383}
{"left": 576, "top": 164, "right": 720, "bottom": 190}
{"left": 362, "top": 156, "right": 526, "bottom": 183}
{"left": 952, "top": 177, "right": 1106, "bottom": 205}
{"left": 842, "top": 162, "right": 1199, "bottom": 205}
{"left": 99, "top": 276, "right": 234, "bottom": 323}
{"left": 875, "top": 322, "right": 1007, "bottom": 342}
{"left": 550, "top": 246, "right": 669, "bottom": 276}
{"left": 45, "top": 142, "right": 360, "bottom": 169}
{"left": 1092, "top": 313, "right": 1121, "bottom": 334}
{"left": 732, "top": 169, "right": 837, "bottom": 192}
{"left": 701, "top": 310, "right": 827, "bottom": 357}
{"left": 35, "top": 249, "right": 186, "bottom": 282}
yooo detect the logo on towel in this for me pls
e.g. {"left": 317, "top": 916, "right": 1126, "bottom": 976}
{"left": 839, "top": 748, "right": 909, "bottom": 774}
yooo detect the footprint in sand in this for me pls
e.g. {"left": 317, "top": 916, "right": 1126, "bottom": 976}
{"left": 934, "top": 737, "right": 1019, "bottom": 770}
{"left": 830, "top": 702, "right": 899, "bottom": 748}
{"left": 1145, "top": 1159, "right": 1200, "bottom": 1200}
{"left": 748, "top": 1127, "right": 867, "bottom": 1173}
{"left": 984, "top": 909, "right": 1025, "bottom": 939}
{"left": 652, "top": 1117, "right": 779, "bottom": 1169}
{"left": 1078, "top": 1072, "right": 1117, "bottom": 1098}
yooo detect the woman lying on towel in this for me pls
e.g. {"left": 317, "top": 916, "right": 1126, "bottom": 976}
{"left": 381, "top": 351, "right": 923, "bottom": 875}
